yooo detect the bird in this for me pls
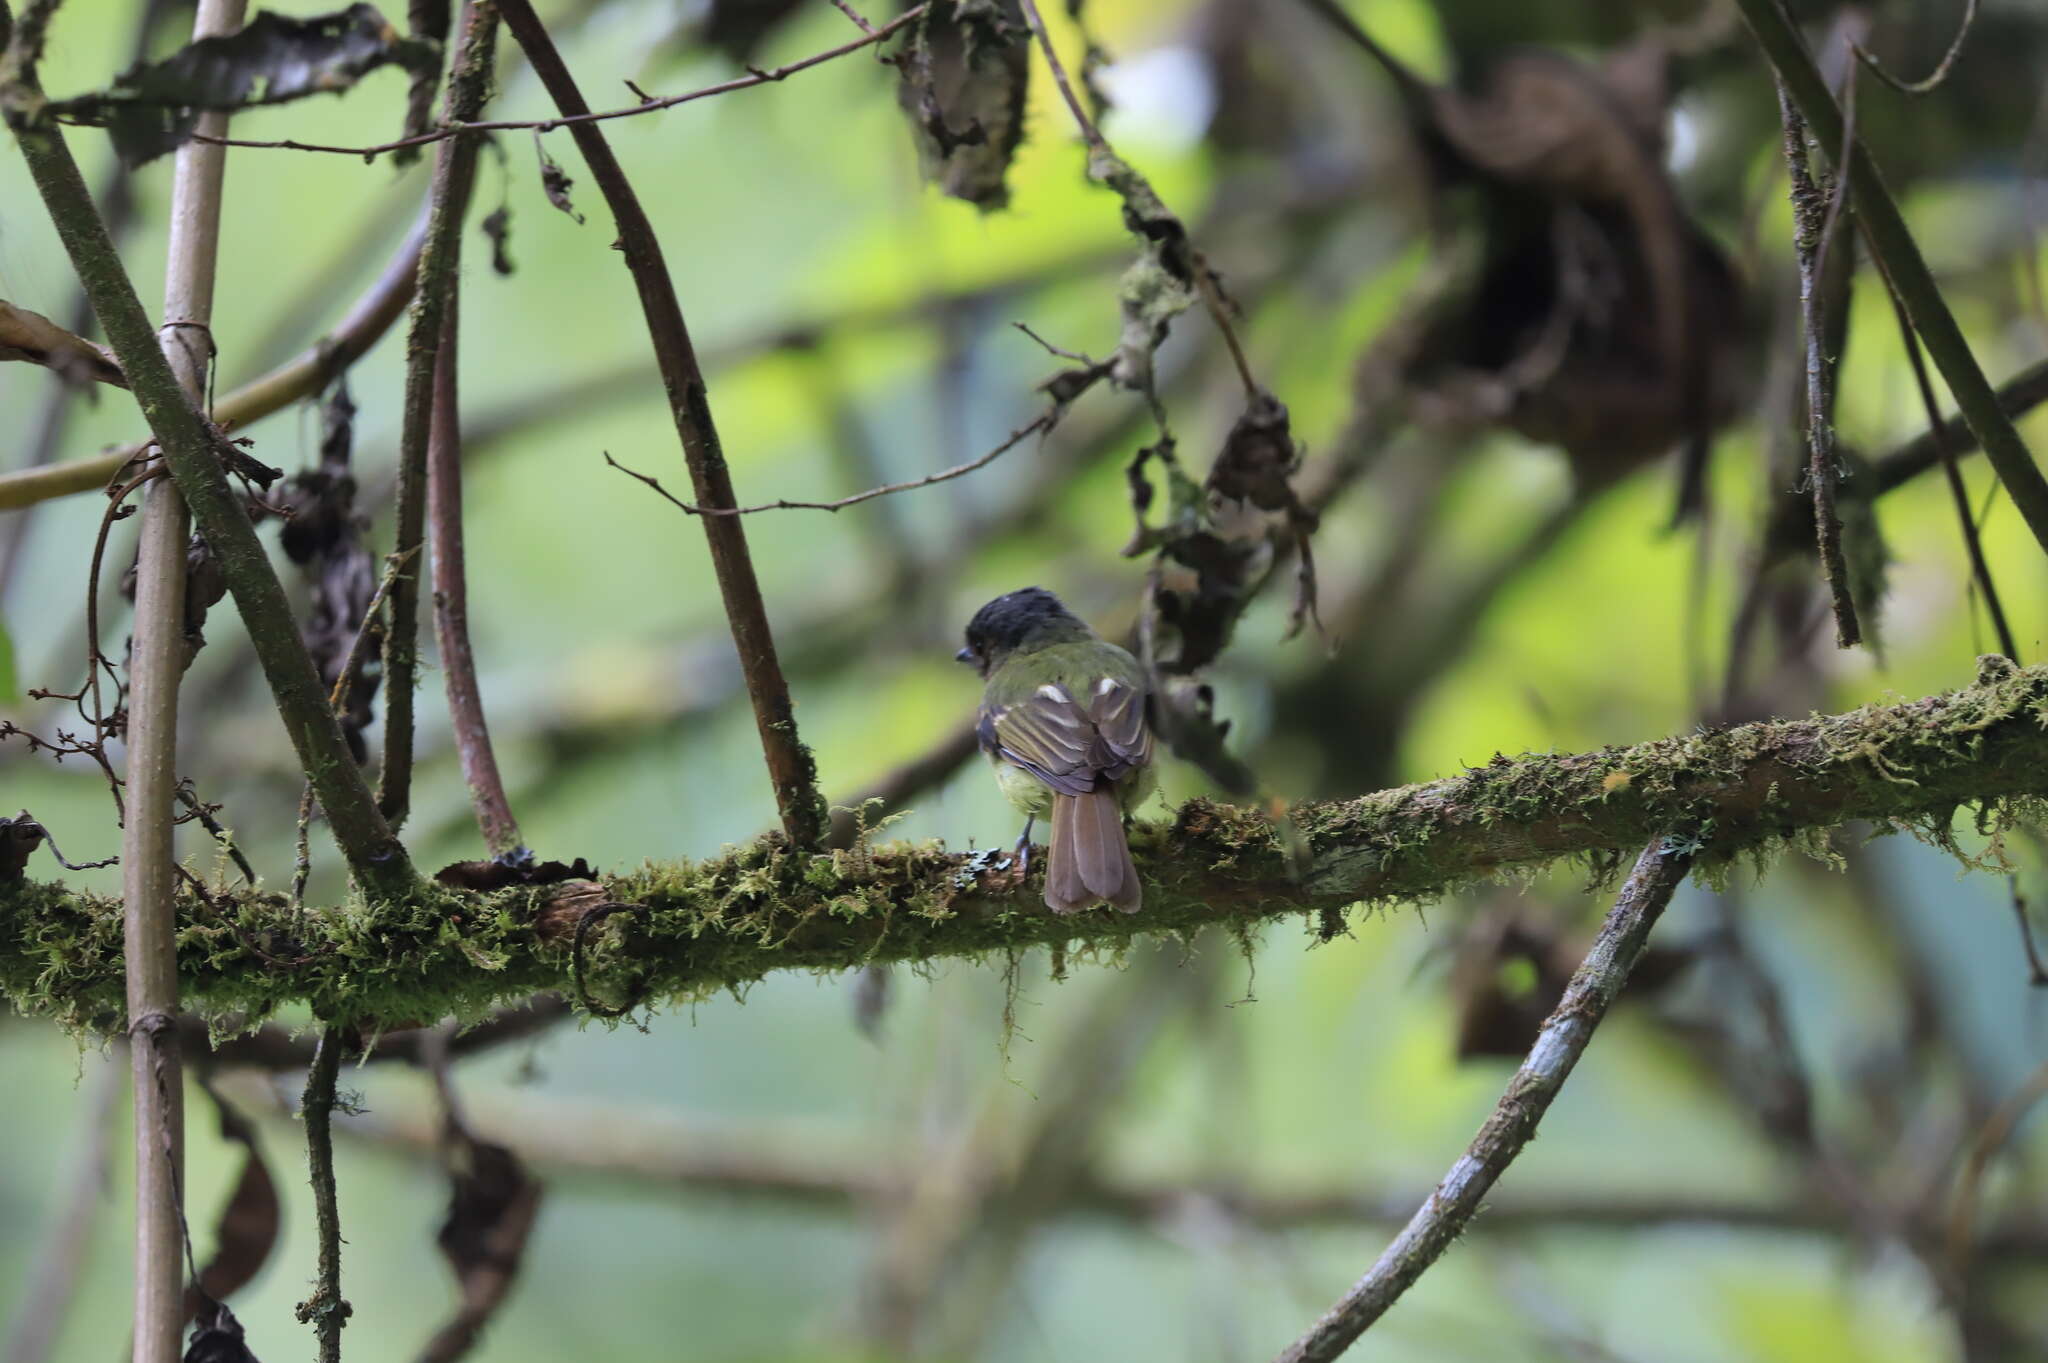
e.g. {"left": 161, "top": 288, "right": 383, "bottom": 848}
{"left": 957, "top": 587, "right": 1156, "bottom": 913}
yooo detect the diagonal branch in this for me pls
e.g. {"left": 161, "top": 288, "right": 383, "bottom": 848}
{"left": 4, "top": 20, "right": 413, "bottom": 900}
{"left": 6, "top": 659, "right": 2048, "bottom": 1030}
{"left": 1273, "top": 837, "right": 1693, "bottom": 1362}
{"left": 498, "top": 0, "right": 826, "bottom": 849}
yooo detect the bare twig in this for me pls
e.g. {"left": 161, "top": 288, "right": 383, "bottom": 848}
{"left": 2010, "top": 877, "right": 2048, "bottom": 985}
{"left": 499, "top": 0, "right": 826, "bottom": 849}
{"left": 603, "top": 413, "right": 1054, "bottom": 516}
{"left": 295, "top": 1029, "right": 352, "bottom": 1362}
{"left": 1737, "top": 0, "right": 2048, "bottom": 559}
{"left": 182, "top": 6, "right": 926, "bottom": 159}
{"left": 1273, "top": 838, "right": 1695, "bottom": 1362}
{"left": 1014, "top": 0, "right": 1258, "bottom": 398}
{"left": 1873, "top": 355, "right": 2048, "bottom": 496}
{"left": 1852, "top": 0, "right": 1976, "bottom": 95}
{"left": 381, "top": 0, "right": 500, "bottom": 832}
{"left": 1873, "top": 263, "right": 2020, "bottom": 661}
{"left": 428, "top": 294, "right": 524, "bottom": 857}
{"left": 1775, "top": 84, "right": 1860, "bottom": 648}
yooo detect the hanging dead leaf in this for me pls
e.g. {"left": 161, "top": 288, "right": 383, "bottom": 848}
{"left": 479, "top": 206, "right": 514, "bottom": 276}
{"left": 181, "top": 1091, "right": 280, "bottom": 1327}
{"left": 895, "top": 0, "right": 1030, "bottom": 210}
{"left": 0, "top": 301, "right": 126, "bottom": 389}
{"left": 415, "top": 1128, "right": 544, "bottom": 1363}
{"left": 533, "top": 135, "right": 584, "bottom": 224}
{"left": 51, "top": 3, "right": 441, "bottom": 166}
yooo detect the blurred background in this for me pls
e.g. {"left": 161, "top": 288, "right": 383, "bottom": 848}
{"left": 3, "top": 0, "right": 2048, "bottom": 1358}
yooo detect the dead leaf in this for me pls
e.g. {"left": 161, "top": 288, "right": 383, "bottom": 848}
{"left": 895, "top": 0, "right": 1030, "bottom": 210}
{"left": 0, "top": 301, "right": 126, "bottom": 388}
{"left": 479, "top": 206, "right": 514, "bottom": 276}
{"left": 415, "top": 1127, "right": 543, "bottom": 1363}
{"left": 182, "top": 1091, "right": 280, "bottom": 1326}
{"left": 51, "top": 3, "right": 440, "bottom": 166}
{"left": 533, "top": 135, "right": 584, "bottom": 224}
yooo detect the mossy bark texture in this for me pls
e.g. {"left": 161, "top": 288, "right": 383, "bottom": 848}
{"left": 5, "top": 658, "right": 2046, "bottom": 1035}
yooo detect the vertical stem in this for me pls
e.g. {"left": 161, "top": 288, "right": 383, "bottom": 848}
{"left": 427, "top": 295, "right": 524, "bottom": 856}
{"left": 497, "top": 0, "right": 827, "bottom": 849}
{"left": 381, "top": 0, "right": 498, "bottom": 830}
{"left": 123, "top": 2, "right": 245, "bottom": 1358}
{"left": 1775, "top": 86, "right": 1860, "bottom": 648}
{"left": 295, "top": 1029, "right": 351, "bottom": 1362}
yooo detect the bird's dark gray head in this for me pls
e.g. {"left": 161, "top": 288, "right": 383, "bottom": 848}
{"left": 956, "top": 587, "right": 1092, "bottom": 676}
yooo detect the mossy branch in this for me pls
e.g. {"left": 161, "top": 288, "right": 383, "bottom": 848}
{"left": 6, "top": 658, "right": 2048, "bottom": 1034}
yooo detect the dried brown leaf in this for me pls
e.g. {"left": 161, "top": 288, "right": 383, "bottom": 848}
{"left": 416, "top": 1130, "right": 543, "bottom": 1363}
{"left": 0, "top": 301, "right": 126, "bottom": 388}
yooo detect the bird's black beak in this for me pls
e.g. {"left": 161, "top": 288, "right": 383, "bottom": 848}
{"left": 954, "top": 646, "right": 975, "bottom": 664}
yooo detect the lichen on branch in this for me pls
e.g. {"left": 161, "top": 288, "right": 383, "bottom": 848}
{"left": 5, "top": 658, "right": 2047, "bottom": 1036}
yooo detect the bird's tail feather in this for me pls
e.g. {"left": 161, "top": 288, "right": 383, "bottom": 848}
{"left": 1045, "top": 791, "right": 1141, "bottom": 914}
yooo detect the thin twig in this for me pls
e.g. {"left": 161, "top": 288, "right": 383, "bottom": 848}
{"left": 1775, "top": 83, "right": 1860, "bottom": 648}
{"left": 1872, "top": 258, "right": 2020, "bottom": 661}
{"left": 178, "top": 6, "right": 925, "bottom": 159}
{"left": 428, "top": 297, "right": 524, "bottom": 858}
{"left": 1272, "top": 837, "right": 1696, "bottom": 1362}
{"left": 382, "top": 0, "right": 499, "bottom": 832}
{"left": 2010, "top": 876, "right": 2048, "bottom": 985}
{"left": 603, "top": 413, "right": 1053, "bottom": 516}
{"left": 0, "top": 209, "right": 427, "bottom": 513}
{"left": 1013, "top": 0, "right": 1260, "bottom": 399}
{"left": 1874, "top": 353, "right": 2048, "bottom": 494}
{"left": 1737, "top": 0, "right": 2048, "bottom": 559}
{"left": 295, "top": 1029, "right": 352, "bottom": 1362}
{"left": 499, "top": 0, "right": 827, "bottom": 849}
{"left": 1852, "top": 0, "right": 1976, "bottom": 95}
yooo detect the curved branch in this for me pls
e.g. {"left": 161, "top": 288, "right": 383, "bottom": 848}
{"left": 498, "top": 0, "right": 826, "bottom": 849}
{"left": 5, "top": 658, "right": 2048, "bottom": 1030}
{"left": 0, "top": 210, "right": 426, "bottom": 512}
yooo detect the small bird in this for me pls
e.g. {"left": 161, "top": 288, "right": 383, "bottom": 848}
{"left": 957, "top": 587, "right": 1156, "bottom": 913}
